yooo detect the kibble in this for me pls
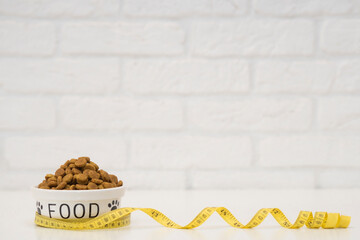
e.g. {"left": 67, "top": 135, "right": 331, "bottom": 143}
{"left": 89, "top": 161, "right": 99, "bottom": 171}
{"left": 91, "top": 178, "right": 103, "bottom": 185}
{"left": 109, "top": 174, "right": 118, "bottom": 184}
{"left": 87, "top": 182, "right": 98, "bottom": 190}
{"left": 75, "top": 184, "right": 87, "bottom": 190}
{"left": 75, "top": 158, "right": 87, "bottom": 168}
{"left": 57, "top": 176, "right": 62, "bottom": 185}
{"left": 80, "top": 157, "right": 90, "bottom": 162}
{"left": 45, "top": 174, "right": 54, "bottom": 180}
{"left": 99, "top": 170, "right": 110, "bottom": 182}
{"left": 47, "top": 176, "right": 56, "bottom": 182}
{"left": 102, "top": 182, "right": 113, "bottom": 189}
{"left": 84, "top": 163, "right": 96, "bottom": 171}
{"left": 56, "top": 182, "right": 67, "bottom": 190}
{"left": 88, "top": 170, "right": 100, "bottom": 179}
{"left": 118, "top": 180, "right": 123, "bottom": 186}
{"left": 72, "top": 168, "right": 81, "bottom": 175}
{"left": 63, "top": 174, "right": 73, "bottom": 183}
{"left": 55, "top": 168, "right": 65, "bottom": 177}
{"left": 48, "top": 181, "right": 57, "bottom": 187}
{"left": 76, "top": 174, "right": 88, "bottom": 185}
{"left": 65, "top": 167, "right": 72, "bottom": 175}
{"left": 37, "top": 157, "right": 123, "bottom": 190}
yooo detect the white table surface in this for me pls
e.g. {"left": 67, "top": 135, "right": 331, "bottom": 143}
{"left": 1, "top": 189, "right": 359, "bottom": 240}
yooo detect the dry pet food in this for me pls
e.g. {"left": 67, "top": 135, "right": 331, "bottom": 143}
{"left": 38, "top": 157, "right": 123, "bottom": 190}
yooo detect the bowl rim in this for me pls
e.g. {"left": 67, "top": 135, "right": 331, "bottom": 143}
{"left": 31, "top": 185, "right": 124, "bottom": 193}
{"left": 31, "top": 185, "right": 126, "bottom": 201}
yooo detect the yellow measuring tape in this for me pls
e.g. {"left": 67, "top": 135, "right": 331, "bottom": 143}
{"left": 35, "top": 207, "right": 351, "bottom": 230}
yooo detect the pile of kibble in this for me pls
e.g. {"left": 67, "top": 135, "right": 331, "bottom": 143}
{"left": 38, "top": 157, "right": 123, "bottom": 190}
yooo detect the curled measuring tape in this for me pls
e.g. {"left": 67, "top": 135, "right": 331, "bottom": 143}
{"left": 35, "top": 207, "right": 351, "bottom": 230}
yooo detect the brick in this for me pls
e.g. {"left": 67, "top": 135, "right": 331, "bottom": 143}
{"left": 192, "top": 170, "right": 315, "bottom": 189}
{"left": 318, "top": 169, "right": 360, "bottom": 188}
{"left": 188, "top": 98, "right": 312, "bottom": 131}
{"left": 0, "top": 0, "right": 119, "bottom": 17}
{"left": 130, "top": 136, "right": 252, "bottom": 169}
{"left": 335, "top": 61, "right": 360, "bottom": 93}
{"left": 0, "top": 58, "right": 120, "bottom": 93}
{"left": 62, "top": 22, "right": 184, "bottom": 55}
{"left": 259, "top": 136, "right": 360, "bottom": 167}
{"left": 124, "top": 59, "right": 249, "bottom": 94}
{"left": 123, "top": 0, "right": 247, "bottom": 17}
{"left": 318, "top": 97, "right": 360, "bottom": 130}
{"left": 0, "top": 97, "right": 55, "bottom": 129}
{"left": 59, "top": 97, "right": 183, "bottom": 130}
{"left": 254, "top": 0, "right": 352, "bottom": 16}
{"left": 320, "top": 20, "right": 360, "bottom": 54}
{"left": 191, "top": 20, "right": 314, "bottom": 56}
{"left": 112, "top": 170, "right": 186, "bottom": 189}
{"left": 255, "top": 61, "right": 336, "bottom": 93}
{"left": 5, "top": 137, "right": 127, "bottom": 170}
{"left": 0, "top": 21, "right": 55, "bottom": 56}
{"left": 256, "top": 60, "right": 360, "bottom": 93}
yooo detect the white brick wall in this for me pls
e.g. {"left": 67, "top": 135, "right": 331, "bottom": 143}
{"left": 318, "top": 97, "right": 360, "bottom": 130}
{"left": 256, "top": 60, "right": 360, "bottom": 93}
{"left": 254, "top": 0, "right": 353, "bottom": 16}
{"left": 0, "top": 0, "right": 359, "bottom": 190}
{"left": 130, "top": 136, "right": 252, "bottom": 169}
{"left": 320, "top": 20, "right": 360, "bottom": 54}
{"left": 0, "top": 97, "right": 55, "bottom": 129}
{"left": 193, "top": 170, "right": 315, "bottom": 189}
{"left": 62, "top": 22, "right": 185, "bottom": 55}
{"left": 191, "top": 20, "right": 314, "bottom": 56}
{"left": 336, "top": 61, "right": 360, "bottom": 92}
{"left": 122, "top": 0, "right": 248, "bottom": 17}
{"left": 0, "top": 58, "right": 120, "bottom": 93}
{"left": 187, "top": 98, "right": 312, "bottom": 131}
{"left": 59, "top": 97, "right": 183, "bottom": 130}
{"left": 123, "top": 59, "right": 250, "bottom": 94}
{"left": 0, "top": 0, "right": 120, "bottom": 17}
{"left": 255, "top": 61, "right": 337, "bottom": 93}
{"left": 5, "top": 136, "right": 127, "bottom": 169}
{"left": 259, "top": 136, "right": 360, "bottom": 167}
{"left": 0, "top": 21, "right": 55, "bottom": 56}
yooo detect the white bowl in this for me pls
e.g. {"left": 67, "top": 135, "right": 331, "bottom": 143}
{"left": 31, "top": 186, "right": 125, "bottom": 219}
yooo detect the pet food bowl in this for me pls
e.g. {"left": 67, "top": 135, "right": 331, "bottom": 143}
{"left": 32, "top": 186, "right": 125, "bottom": 219}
